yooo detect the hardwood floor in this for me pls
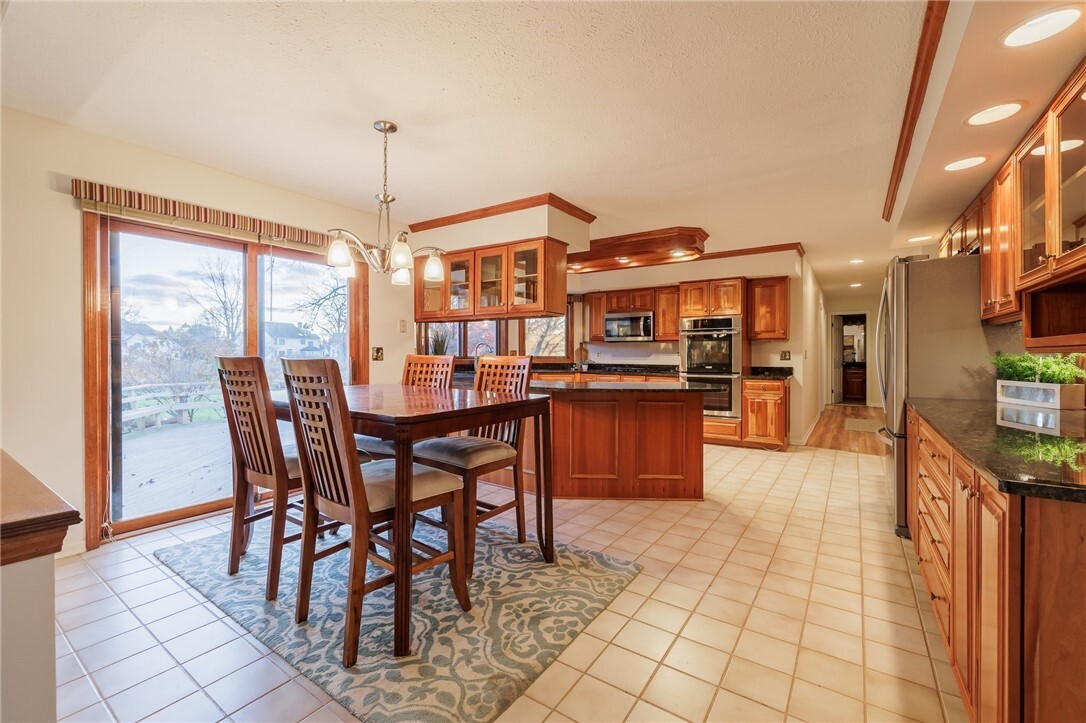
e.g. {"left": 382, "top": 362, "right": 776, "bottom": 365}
{"left": 807, "top": 404, "right": 889, "bottom": 455}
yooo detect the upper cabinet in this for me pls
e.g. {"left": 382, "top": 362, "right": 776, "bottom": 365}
{"left": 1052, "top": 71, "right": 1086, "bottom": 278}
{"left": 679, "top": 278, "right": 744, "bottom": 317}
{"left": 746, "top": 276, "right": 790, "bottom": 341}
{"left": 413, "top": 237, "right": 567, "bottom": 321}
{"left": 606, "top": 288, "right": 654, "bottom": 313}
{"left": 1015, "top": 123, "right": 1050, "bottom": 288}
{"left": 654, "top": 287, "right": 680, "bottom": 341}
{"left": 585, "top": 292, "right": 606, "bottom": 342}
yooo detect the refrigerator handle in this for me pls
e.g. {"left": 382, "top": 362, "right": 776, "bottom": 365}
{"left": 876, "top": 425, "right": 896, "bottom": 448}
{"left": 875, "top": 276, "right": 889, "bottom": 411}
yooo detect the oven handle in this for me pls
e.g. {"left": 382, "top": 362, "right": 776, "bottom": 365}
{"left": 679, "top": 330, "right": 740, "bottom": 336}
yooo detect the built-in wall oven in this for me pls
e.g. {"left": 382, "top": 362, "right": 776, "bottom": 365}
{"left": 680, "top": 316, "right": 743, "bottom": 418}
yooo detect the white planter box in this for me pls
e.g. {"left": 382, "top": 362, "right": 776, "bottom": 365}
{"left": 995, "top": 380, "right": 1086, "bottom": 410}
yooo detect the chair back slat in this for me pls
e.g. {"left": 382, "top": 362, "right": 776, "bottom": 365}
{"left": 217, "top": 357, "right": 286, "bottom": 484}
{"left": 472, "top": 356, "right": 532, "bottom": 446}
{"left": 282, "top": 358, "right": 368, "bottom": 520}
{"left": 402, "top": 355, "right": 454, "bottom": 388}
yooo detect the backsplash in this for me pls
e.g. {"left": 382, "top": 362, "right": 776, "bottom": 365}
{"left": 583, "top": 341, "right": 682, "bottom": 365}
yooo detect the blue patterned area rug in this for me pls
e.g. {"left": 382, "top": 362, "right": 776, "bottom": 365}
{"left": 156, "top": 520, "right": 640, "bottom": 723}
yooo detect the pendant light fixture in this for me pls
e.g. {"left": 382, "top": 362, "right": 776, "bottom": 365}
{"left": 326, "top": 120, "right": 444, "bottom": 285}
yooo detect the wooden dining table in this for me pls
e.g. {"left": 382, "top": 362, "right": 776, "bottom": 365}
{"left": 272, "top": 383, "right": 554, "bottom": 657}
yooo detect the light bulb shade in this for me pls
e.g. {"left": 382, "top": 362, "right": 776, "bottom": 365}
{"left": 389, "top": 232, "right": 413, "bottom": 270}
{"left": 335, "top": 263, "right": 356, "bottom": 279}
{"left": 327, "top": 238, "right": 353, "bottom": 267}
{"left": 423, "top": 252, "right": 444, "bottom": 282}
{"left": 390, "top": 267, "right": 412, "bottom": 286}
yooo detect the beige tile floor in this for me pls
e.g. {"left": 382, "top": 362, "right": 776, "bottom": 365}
{"left": 54, "top": 445, "right": 964, "bottom": 722}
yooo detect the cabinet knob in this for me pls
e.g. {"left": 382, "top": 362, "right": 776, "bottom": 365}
{"left": 779, "top": 329, "right": 785, "bottom": 334}
{"left": 985, "top": 299, "right": 994, "bottom": 305}
{"left": 929, "top": 493, "right": 940, "bottom": 502}
{"left": 928, "top": 451, "right": 938, "bottom": 459}
{"left": 958, "top": 480, "right": 968, "bottom": 492}
{"left": 931, "top": 592, "right": 943, "bottom": 602}
{"left": 1000, "top": 294, "right": 1012, "bottom": 302}
{"left": 930, "top": 537, "right": 939, "bottom": 547}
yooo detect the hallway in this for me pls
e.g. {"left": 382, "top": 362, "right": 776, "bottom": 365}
{"left": 807, "top": 405, "right": 889, "bottom": 456}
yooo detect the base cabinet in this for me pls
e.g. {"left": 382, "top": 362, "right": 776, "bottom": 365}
{"left": 741, "top": 379, "right": 789, "bottom": 449}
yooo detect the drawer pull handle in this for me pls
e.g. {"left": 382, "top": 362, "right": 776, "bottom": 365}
{"left": 928, "top": 451, "right": 937, "bottom": 459}
{"left": 930, "top": 537, "right": 940, "bottom": 547}
{"left": 929, "top": 493, "right": 941, "bottom": 502}
{"left": 959, "top": 480, "right": 969, "bottom": 492}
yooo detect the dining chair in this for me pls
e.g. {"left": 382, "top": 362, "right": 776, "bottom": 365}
{"left": 412, "top": 355, "right": 533, "bottom": 576}
{"left": 355, "top": 354, "right": 455, "bottom": 459}
{"left": 217, "top": 356, "right": 309, "bottom": 601}
{"left": 282, "top": 357, "right": 470, "bottom": 668}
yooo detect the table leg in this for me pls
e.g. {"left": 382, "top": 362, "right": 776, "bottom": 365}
{"left": 393, "top": 426, "right": 414, "bottom": 657}
{"left": 540, "top": 407, "right": 554, "bottom": 564}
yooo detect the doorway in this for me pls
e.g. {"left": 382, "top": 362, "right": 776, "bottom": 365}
{"left": 830, "top": 313, "right": 867, "bottom": 405}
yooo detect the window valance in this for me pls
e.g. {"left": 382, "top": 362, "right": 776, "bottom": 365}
{"left": 71, "top": 178, "right": 333, "bottom": 251}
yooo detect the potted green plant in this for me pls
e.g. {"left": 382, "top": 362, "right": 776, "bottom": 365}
{"left": 992, "top": 352, "right": 1086, "bottom": 409}
{"left": 429, "top": 326, "right": 450, "bottom": 356}
{"left": 993, "top": 427, "right": 1086, "bottom": 471}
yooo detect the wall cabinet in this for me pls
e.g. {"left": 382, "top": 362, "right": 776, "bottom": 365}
{"left": 979, "top": 163, "right": 1021, "bottom": 323}
{"left": 585, "top": 292, "right": 605, "bottom": 342}
{"left": 746, "top": 276, "right": 790, "bottom": 340}
{"left": 741, "top": 379, "right": 789, "bottom": 449}
{"left": 679, "top": 278, "right": 744, "bottom": 317}
{"left": 606, "top": 288, "right": 654, "bottom": 312}
{"left": 654, "top": 287, "right": 680, "bottom": 341}
{"left": 413, "top": 237, "right": 567, "bottom": 321}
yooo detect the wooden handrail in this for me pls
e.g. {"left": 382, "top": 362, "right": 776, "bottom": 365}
{"left": 1, "top": 451, "right": 82, "bottom": 565}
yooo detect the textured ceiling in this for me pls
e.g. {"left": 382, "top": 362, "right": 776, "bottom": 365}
{"left": 1, "top": 1, "right": 926, "bottom": 295}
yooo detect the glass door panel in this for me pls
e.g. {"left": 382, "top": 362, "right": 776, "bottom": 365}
{"left": 111, "top": 230, "right": 243, "bottom": 522}
{"left": 1057, "top": 91, "right": 1086, "bottom": 257}
{"left": 476, "top": 248, "right": 506, "bottom": 313}
{"left": 446, "top": 252, "right": 474, "bottom": 317}
{"left": 510, "top": 242, "right": 541, "bottom": 310}
{"left": 1018, "top": 129, "right": 1049, "bottom": 277}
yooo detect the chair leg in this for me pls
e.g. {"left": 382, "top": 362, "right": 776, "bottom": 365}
{"left": 265, "top": 491, "right": 288, "bottom": 601}
{"left": 447, "top": 491, "right": 471, "bottom": 612}
{"left": 228, "top": 477, "right": 253, "bottom": 576}
{"left": 342, "top": 526, "right": 369, "bottom": 668}
{"left": 464, "top": 471, "right": 479, "bottom": 578}
{"left": 512, "top": 462, "right": 527, "bottom": 544}
{"left": 295, "top": 503, "right": 318, "bottom": 625}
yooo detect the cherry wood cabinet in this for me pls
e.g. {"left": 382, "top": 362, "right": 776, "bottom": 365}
{"left": 413, "top": 237, "right": 567, "bottom": 321}
{"left": 741, "top": 379, "right": 789, "bottom": 449}
{"left": 654, "top": 287, "right": 680, "bottom": 341}
{"left": 630, "top": 288, "right": 655, "bottom": 311}
{"left": 746, "top": 276, "right": 790, "bottom": 341}
{"left": 679, "top": 278, "right": 745, "bottom": 317}
{"left": 605, "top": 288, "right": 654, "bottom": 313}
{"left": 605, "top": 290, "right": 631, "bottom": 313}
{"left": 993, "top": 163, "right": 1020, "bottom": 318}
{"left": 679, "top": 282, "right": 711, "bottom": 317}
{"left": 843, "top": 367, "right": 866, "bottom": 401}
{"left": 585, "top": 292, "right": 605, "bottom": 342}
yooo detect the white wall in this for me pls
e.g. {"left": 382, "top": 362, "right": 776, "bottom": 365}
{"left": 409, "top": 204, "right": 590, "bottom": 253}
{"left": 0, "top": 108, "right": 416, "bottom": 553}
{"left": 569, "top": 250, "right": 825, "bottom": 444}
{"left": 825, "top": 293, "right": 882, "bottom": 406}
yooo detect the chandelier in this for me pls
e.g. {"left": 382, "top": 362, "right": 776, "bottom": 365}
{"left": 326, "top": 120, "right": 444, "bottom": 285}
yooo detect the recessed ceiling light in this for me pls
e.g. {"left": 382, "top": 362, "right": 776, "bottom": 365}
{"left": 944, "top": 156, "right": 987, "bottom": 171}
{"left": 670, "top": 250, "right": 687, "bottom": 257}
{"left": 907, "top": 235, "right": 933, "bottom": 243}
{"left": 568, "top": 263, "right": 583, "bottom": 271}
{"left": 967, "top": 103, "right": 1022, "bottom": 125}
{"left": 1004, "top": 8, "right": 1081, "bottom": 47}
{"left": 615, "top": 256, "right": 630, "bottom": 263}
{"left": 850, "top": 283, "right": 863, "bottom": 288}
{"left": 1029, "top": 139, "right": 1084, "bottom": 155}
{"left": 849, "top": 259, "right": 865, "bottom": 265}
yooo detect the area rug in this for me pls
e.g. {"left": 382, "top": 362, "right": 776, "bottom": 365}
{"left": 843, "top": 418, "right": 882, "bottom": 433}
{"left": 155, "top": 520, "right": 640, "bottom": 722}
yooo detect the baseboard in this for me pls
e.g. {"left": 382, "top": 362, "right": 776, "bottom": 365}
{"left": 794, "top": 415, "right": 821, "bottom": 446}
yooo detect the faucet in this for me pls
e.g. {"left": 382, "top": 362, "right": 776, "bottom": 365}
{"left": 473, "top": 343, "right": 494, "bottom": 357}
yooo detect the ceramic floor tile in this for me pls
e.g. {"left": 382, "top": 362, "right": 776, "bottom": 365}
{"left": 632, "top": 598, "right": 690, "bottom": 634}
{"left": 56, "top": 676, "right": 102, "bottom": 719}
{"left": 585, "top": 645, "right": 657, "bottom": 696}
{"left": 794, "top": 647, "right": 865, "bottom": 701}
{"left": 90, "top": 645, "right": 175, "bottom": 697}
{"left": 554, "top": 674, "right": 636, "bottom": 722}
{"left": 734, "top": 630, "right": 799, "bottom": 674}
{"left": 142, "top": 691, "right": 225, "bottom": 722}
{"left": 183, "top": 637, "right": 264, "bottom": 687}
{"left": 865, "top": 668, "right": 946, "bottom": 722}
{"left": 105, "top": 667, "right": 198, "bottom": 721}
{"left": 662, "top": 637, "right": 730, "bottom": 685}
{"left": 496, "top": 695, "right": 551, "bottom": 723}
{"left": 641, "top": 665, "right": 717, "bottom": 722}
{"left": 524, "top": 661, "right": 581, "bottom": 708}
{"left": 679, "top": 613, "right": 742, "bottom": 654}
{"left": 612, "top": 619, "right": 676, "bottom": 661}
{"left": 720, "top": 657, "right": 793, "bottom": 713}
{"left": 555, "top": 632, "right": 608, "bottom": 672}
{"left": 203, "top": 658, "right": 291, "bottom": 714}
{"left": 864, "top": 639, "right": 937, "bottom": 688}
{"left": 232, "top": 680, "right": 323, "bottom": 723}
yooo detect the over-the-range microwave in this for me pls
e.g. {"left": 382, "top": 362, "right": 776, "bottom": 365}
{"left": 603, "top": 312, "right": 654, "bottom": 342}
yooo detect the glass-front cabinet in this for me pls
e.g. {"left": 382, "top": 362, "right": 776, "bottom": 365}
{"left": 445, "top": 251, "right": 474, "bottom": 317}
{"left": 509, "top": 239, "right": 544, "bottom": 314}
{"left": 475, "top": 247, "right": 508, "bottom": 314}
{"left": 1054, "top": 76, "right": 1086, "bottom": 275}
{"left": 414, "top": 256, "right": 445, "bottom": 321}
{"left": 1016, "top": 123, "right": 1049, "bottom": 286}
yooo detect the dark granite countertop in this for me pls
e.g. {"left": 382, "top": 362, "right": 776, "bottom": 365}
{"left": 748, "top": 366, "right": 794, "bottom": 380}
{"left": 534, "top": 362, "right": 680, "bottom": 375}
{"left": 908, "top": 398, "right": 1086, "bottom": 504}
{"left": 529, "top": 380, "right": 716, "bottom": 393}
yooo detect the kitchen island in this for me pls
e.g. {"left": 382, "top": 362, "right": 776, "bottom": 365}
{"left": 527, "top": 380, "right": 710, "bottom": 500}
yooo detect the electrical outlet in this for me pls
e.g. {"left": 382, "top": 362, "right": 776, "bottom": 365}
{"left": 780, "top": 351, "right": 791, "bottom": 361}
{"left": 371, "top": 347, "right": 384, "bottom": 361}
{"left": 399, "top": 320, "right": 407, "bottom": 333}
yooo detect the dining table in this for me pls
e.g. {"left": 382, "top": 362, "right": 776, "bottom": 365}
{"left": 271, "top": 383, "right": 554, "bottom": 657}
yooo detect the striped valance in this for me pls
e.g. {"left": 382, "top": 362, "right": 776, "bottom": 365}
{"left": 71, "top": 178, "right": 334, "bottom": 250}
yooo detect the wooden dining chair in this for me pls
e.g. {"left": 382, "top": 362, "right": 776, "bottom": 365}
{"left": 412, "top": 355, "right": 533, "bottom": 576}
{"left": 282, "top": 357, "right": 471, "bottom": 668}
{"left": 355, "top": 354, "right": 455, "bottom": 459}
{"left": 217, "top": 356, "right": 308, "bottom": 601}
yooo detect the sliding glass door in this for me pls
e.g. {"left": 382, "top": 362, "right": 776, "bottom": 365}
{"left": 103, "top": 221, "right": 359, "bottom": 534}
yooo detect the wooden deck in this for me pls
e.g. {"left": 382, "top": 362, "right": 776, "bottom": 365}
{"left": 806, "top": 404, "right": 889, "bottom": 456}
{"left": 117, "top": 422, "right": 235, "bottom": 520}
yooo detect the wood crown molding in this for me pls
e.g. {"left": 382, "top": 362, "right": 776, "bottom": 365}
{"left": 408, "top": 193, "right": 596, "bottom": 233}
{"left": 570, "top": 239, "right": 804, "bottom": 274}
{"left": 882, "top": 0, "right": 950, "bottom": 222}
{"left": 1, "top": 451, "right": 81, "bottom": 565}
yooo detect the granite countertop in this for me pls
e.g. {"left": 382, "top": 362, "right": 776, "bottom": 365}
{"left": 529, "top": 380, "right": 717, "bottom": 393}
{"left": 908, "top": 398, "right": 1086, "bottom": 504}
{"left": 747, "top": 366, "right": 794, "bottom": 380}
{"left": 534, "top": 363, "right": 680, "bottom": 375}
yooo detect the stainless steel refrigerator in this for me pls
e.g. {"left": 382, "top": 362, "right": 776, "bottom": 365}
{"left": 874, "top": 254, "right": 1022, "bottom": 538}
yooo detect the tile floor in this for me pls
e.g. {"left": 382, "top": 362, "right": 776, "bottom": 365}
{"left": 54, "top": 444, "right": 964, "bottom": 722}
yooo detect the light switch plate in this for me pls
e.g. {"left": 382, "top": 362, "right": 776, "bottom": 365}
{"left": 399, "top": 320, "right": 407, "bottom": 333}
{"left": 780, "top": 351, "right": 791, "bottom": 361}
{"left": 372, "top": 347, "right": 384, "bottom": 361}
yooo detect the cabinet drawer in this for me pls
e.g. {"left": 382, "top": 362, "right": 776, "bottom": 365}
{"left": 704, "top": 418, "right": 740, "bottom": 440}
{"left": 917, "top": 456, "right": 952, "bottom": 529}
{"left": 743, "top": 380, "right": 784, "bottom": 393}
{"left": 918, "top": 508, "right": 951, "bottom": 579}
{"left": 917, "top": 418, "right": 953, "bottom": 478}
{"left": 916, "top": 522, "right": 952, "bottom": 643}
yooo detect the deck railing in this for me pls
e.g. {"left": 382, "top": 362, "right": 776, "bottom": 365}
{"left": 120, "top": 382, "right": 224, "bottom": 430}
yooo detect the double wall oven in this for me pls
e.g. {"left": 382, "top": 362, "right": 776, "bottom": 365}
{"left": 679, "top": 316, "right": 742, "bottom": 418}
